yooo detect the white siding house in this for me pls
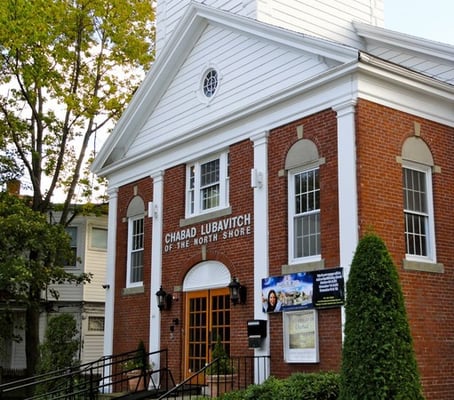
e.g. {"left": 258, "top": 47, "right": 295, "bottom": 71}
{"left": 0, "top": 212, "right": 108, "bottom": 370}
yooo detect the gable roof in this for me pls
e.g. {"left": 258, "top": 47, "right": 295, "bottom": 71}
{"left": 92, "top": 2, "right": 358, "bottom": 175}
{"left": 92, "top": 3, "right": 454, "bottom": 177}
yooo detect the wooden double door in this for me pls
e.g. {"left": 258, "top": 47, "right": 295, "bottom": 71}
{"left": 184, "top": 288, "right": 231, "bottom": 379}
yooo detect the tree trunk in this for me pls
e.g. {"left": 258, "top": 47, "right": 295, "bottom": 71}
{"left": 25, "top": 294, "right": 41, "bottom": 377}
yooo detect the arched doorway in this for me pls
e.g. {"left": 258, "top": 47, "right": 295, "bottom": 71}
{"left": 182, "top": 261, "right": 231, "bottom": 380}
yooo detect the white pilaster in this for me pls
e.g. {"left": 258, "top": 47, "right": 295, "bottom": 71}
{"left": 102, "top": 186, "right": 118, "bottom": 392}
{"left": 251, "top": 131, "right": 270, "bottom": 383}
{"left": 149, "top": 171, "right": 165, "bottom": 373}
{"left": 333, "top": 100, "right": 358, "bottom": 335}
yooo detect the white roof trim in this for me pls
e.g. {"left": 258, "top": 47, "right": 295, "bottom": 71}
{"left": 354, "top": 21, "right": 454, "bottom": 63}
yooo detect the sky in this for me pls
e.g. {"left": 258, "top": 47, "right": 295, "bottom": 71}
{"left": 385, "top": 0, "right": 454, "bottom": 45}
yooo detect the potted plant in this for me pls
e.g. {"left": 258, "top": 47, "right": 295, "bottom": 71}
{"left": 123, "top": 340, "right": 151, "bottom": 392}
{"left": 205, "top": 337, "right": 235, "bottom": 397}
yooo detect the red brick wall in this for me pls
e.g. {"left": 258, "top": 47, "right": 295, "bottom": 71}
{"left": 356, "top": 99, "right": 454, "bottom": 399}
{"left": 268, "top": 109, "right": 343, "bottom": 376}
{"left": 112, "top": 100, "right": 454, "bottom": 398}
{"left": 113, "top": 177, "right": 153, "bottom": 354}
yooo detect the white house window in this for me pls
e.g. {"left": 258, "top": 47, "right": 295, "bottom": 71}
{"left": 65, "top": 226, "right": 78, "bottom": 267}
{"left": 289, "top": 167, "right": 320, "bottom": 263}
{"left": 403, "top": 164, "right": 435, "bottom": 261}
{"left": 91, "top": 227, "right": 107, "bottom": 250}
{"left": 186, "top": 152, "right": 229, "bottom": 216}
{"left": 127, "top": 215, "right": 144, "bottom": 286}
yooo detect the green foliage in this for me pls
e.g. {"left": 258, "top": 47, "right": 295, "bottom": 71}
{"left": 37, "top": 313, "right": 80, "bottom": 373}
{"left": 122, "top": 340, "right": 150, "bottom": 371}
{"left": 219, "top": 372, "right": 340, "bottom": 400}
{"left": 206, "top": 337, "right": 234, "bottom": 375}
{"left": 339, "top": 233, "right": 424, "bottom": 400}
{"left": 35, "top": 314, "right": 80, "bottom": 396}
{"left": 0, "top": 192, "right": 91, "bottom": 306}
{"left": 0, "top": 0, "right": 155, "bottom": 214}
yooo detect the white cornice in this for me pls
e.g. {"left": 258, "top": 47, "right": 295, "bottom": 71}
{"left": 358, "top": 52, "right": 454, "bottom": 99}
{"left": 99, "top": 51, "right": 454, "bottom": 181}
{"left": 95, "top": 59, "right": 359, "bottom": 178}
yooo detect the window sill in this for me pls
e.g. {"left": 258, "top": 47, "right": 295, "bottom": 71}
{"left": 282, "top": 259, "right": 325, "bottom": 274}
{"left": 402, "top": 259, "right": 444, "bottom": 273}
{"left": 122, "top": 285, "right": 145, "bottom": 296}
{"left": 180, "top": 206, "right": 232, "bottom": 227}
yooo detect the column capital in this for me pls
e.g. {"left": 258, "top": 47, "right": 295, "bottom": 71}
{"left": 150, "top": 170, "right": 165, "bottom": 182}
{"left": 107, "top": 186, "right": 118, "bottom": 199}
{"left": 332, "top": 99, "right": 357, "bottom": 117}
{"left": 250, "top": 130, "right": 269, "bottom": 146}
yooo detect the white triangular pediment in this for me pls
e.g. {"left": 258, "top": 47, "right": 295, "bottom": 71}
{"left": 93, "top": 3, "right": 357, "bottom": 174}
{"left": 125, "top": 25, "right": 344, "bottom": 160}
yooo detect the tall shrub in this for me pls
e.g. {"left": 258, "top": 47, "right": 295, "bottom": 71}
{"left": 38, "top": 313, "right": 80, "bottom": 373}
{"left": 340, "top": 233, "right": 424, "bottom": 399}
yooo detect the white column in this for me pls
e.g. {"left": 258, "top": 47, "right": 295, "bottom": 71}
{"left": 102, "top": 186, "right": 118, "bottom": 393}
{"left": 251, "top": 131, "right": 270, "bottom": 383}
{"left": 333, "top": 100, "right": 358, "bottom": 334}
{"left": 149, "top": 171, "right": 164, "bottom": 375}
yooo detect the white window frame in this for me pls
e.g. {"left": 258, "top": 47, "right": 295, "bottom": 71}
{"left": 185, "top": 152, "right": 229, "bottom": 217}
{"left": 126, "top": 215, "right": 144, "bottom": 288}
{"left": 65, "top": 226, "right": 78, "bottom": 268}
{"left": 89, "top": 226, "right": 108, "bottom": 251}
{"left": 288, "top": 166, "right": 321, "bottom": 265}
{"left": 403, "top": 161, "right": 436, "bottom": 263}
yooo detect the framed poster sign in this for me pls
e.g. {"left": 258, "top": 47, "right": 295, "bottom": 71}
{"left": 283, "top": 309, "right": 319, "bottom": 363}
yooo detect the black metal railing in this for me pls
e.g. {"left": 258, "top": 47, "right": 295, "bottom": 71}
{"left": 0, "top": 352, "right": 269, "bottom": 399}
{"left": 157, "top": 355, "right": 270, "bottom": 399}
{"left": 0, "top": 348, "right": 172, "bottom": 400}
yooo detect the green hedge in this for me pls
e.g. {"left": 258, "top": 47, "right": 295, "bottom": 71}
{"left": 219, "top": 372, "right": 340, "bottom": 400}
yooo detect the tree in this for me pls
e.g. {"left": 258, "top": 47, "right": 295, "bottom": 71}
{"left": 0, "top": 192, "right": 90, "bottom": 375}
{"left": 0, "top": 0, "right": 155, "bottom": 224}
{"left": 38, "top": 313, "right": 80, "bottom": 373}
{"left": 340, "top": 233, "right": 424, "bottom": 400}
{"left": 36, "top": 313, "right": 80, "bottom": 396}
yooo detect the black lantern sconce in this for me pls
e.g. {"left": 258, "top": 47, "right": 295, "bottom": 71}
{"left": 156, "top": 286, "right": 172, "bottom": 311}
{"left": 228, "top": 277, "right": 247, "bottom": 305}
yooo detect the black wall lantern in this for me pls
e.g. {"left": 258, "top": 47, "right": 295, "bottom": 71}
{"left": 228, "top": 277, "right": 247, "bottom": 305}
{"left": 156, "top": 286, "right": 172, "bottom": 311}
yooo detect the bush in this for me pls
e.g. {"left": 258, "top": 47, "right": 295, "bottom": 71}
{"left": 206, "top": 336, "right": 234, "bottom": 375}
{"left": 219, "top": 372, "right": 340, "bottom": 400}
{"left": 37, "top": 313, "right": 79, "bottom": 373}
{"left": 339, "top": 233, "right": 424, "bottom": 400}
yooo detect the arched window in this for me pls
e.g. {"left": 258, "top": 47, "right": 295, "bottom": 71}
{"left": 126, "top": 196, "right": 145, "bottom": 287}
{"left": 401, "top": 136, "right": 437, "bottom": 264}
{"left": 286, "top": 139, "right": 323, "bottom": 265}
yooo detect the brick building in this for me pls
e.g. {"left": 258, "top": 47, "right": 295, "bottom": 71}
{"left": 92, "top": 1, "right": 454, "bottom": 398}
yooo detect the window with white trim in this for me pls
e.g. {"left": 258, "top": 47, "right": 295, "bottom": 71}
{"left": 90, "top": 227, "right": 107, "bottom": 250}
{"left": 289, "top": 167, "right": 321, "bottom": 263}
{"left": 403, "top": 163, "right": 435, "bottom": 262}
{"left": 127, "top": 215, "right": 144, "bottom": 286}
{"left": 65, "top": 226, "right": 78, "bottom": 267}
{"left": 186, "top": 152, "right": 229, "bottom": 217}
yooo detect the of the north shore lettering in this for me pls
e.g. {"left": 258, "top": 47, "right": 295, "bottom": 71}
{"left": 164, "top": 213, "right": 251, "bottom": 252}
